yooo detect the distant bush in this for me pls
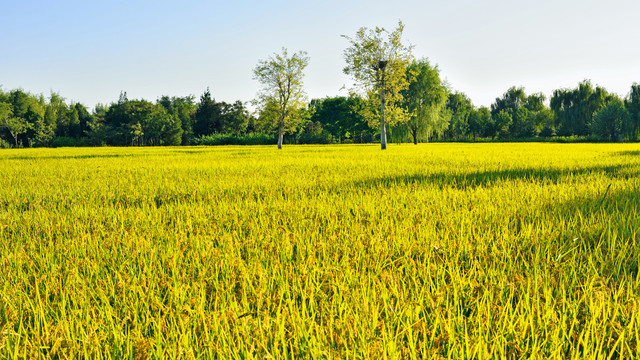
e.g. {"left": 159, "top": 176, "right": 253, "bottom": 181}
{"left": 194, "top": 132, "right": 339, "bottom": 146}
{"left": 430, "top": 135, "right": 606, "bottom": 143}
{"left": 296, "top": 131, "right": 334, "bottom": 144}
{"left": 545, "top": 135, "right": 605, "bottom": 143}
{"left": 51, "top": 137, "right": 92, "bottom": 148}
{"left": 193, "top": 133, "right": 276, "bottom": 146}
{"left": 0, "top": 138, "right": 11, "bottom": 149}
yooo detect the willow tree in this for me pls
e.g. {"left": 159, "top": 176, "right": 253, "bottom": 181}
{"left": 625, "top": 84, "right": 640, "bottom": 140}
{"left": 253, "top": 48, "right": 309, "bottom": 149}
{"left": 343, "top": 21, "right": 414, "bottom": 150}
{"left": 402, "top": 58, "right": 449, "bottom": 144}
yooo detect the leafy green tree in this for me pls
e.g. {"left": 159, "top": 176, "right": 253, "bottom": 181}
{"left": 533, "top": 108, "right": 556, "bottom": 137}
{"left": 222, "top": 101, "right": 250, "bottom": 136}
{"left": 98, "top": 96, "right": 182, "bottom": 146}
{"left": 253, "top": 48, "right": 309, "bottom": 149}
{"left": 550, "top": 80, "right": 614, "bottom": 136}
{"left": 308, "top": 96, "right": 372, "bottom": 143}
{"left": 159, "top": 95, "right": 196, "bottom": 144}
{"left": 74, "top": 103, "right": 93, "bottom": 138}
{"left": 401, "top": 59, "right": 449, "bottom": 144}
{"left": 525, "top": 93, "right": 546, "bottom": 112}
{"left": 0, "top": 102, "right": 12, "bottom": 144}
{"left": 4, "top": 90, "right": 47, "bottom": 146}
{"left": 468, "top": 106, "right": 491, "bottom": 140}
{"left": 0, "top": 103, "right": 29, "bottom": 147}
{"left": 193, "top": 89, "right": 223, "bottom": 137}
{"left": 343, "top": 21, "right": 413, "bottom": 150}
{"left": 255, "top": 98, "right": 307, "bottom": 140}
{"left": 492, "top": 87, "right": 526, "bottom": 114}
{"left": 591, "top": 99, "right": 627, "bottom": 141}
{"left": 127, "top": 100, "right": 182, "bottom": 146}
{"left": 87, "top": 104, "right": 112, "bottom": 146}
{"left": 1, "top": 117, "right": 29, "bottom": 147}
{"left": 491, "top": 87, "right": 526, "bottom": 137}
{"left": 491, "top": 87, "right": 554, "bottom": 138}
{"left": 68, "top": 106, "right": 81, "bottom": 138}
{"left": 513, "top": 107, "right": 533, "bottom": 137}
{"left": 445, "top": 92, "right": 473, "bottom": 139}
{"left": 493, "top": 110, "right": 513, "bottom": 139}
{"left": 101, "top": 92, "right": 132, "bottom": 145}
{"left": 47, "top": 92, "right": 72, "bottom": 138}
{"left": 624, "top": 84, "right": 640, "bottom": 140}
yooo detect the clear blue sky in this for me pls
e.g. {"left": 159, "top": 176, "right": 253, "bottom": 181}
{"left": 2, "top": 0, "right": 639, "bottom": 110}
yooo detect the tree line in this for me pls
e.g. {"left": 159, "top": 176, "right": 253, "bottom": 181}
{"left": 1, "top": 25, "right": 639, "bottom": 148}
{"left": 1, "top": 79, "right": 638, "bottom": 149}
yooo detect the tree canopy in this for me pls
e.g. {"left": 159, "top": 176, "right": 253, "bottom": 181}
{"left": 343, "top": 21, "right": 414, "bottom": 150}
{"left": 401, "top": 59, "right": 450, "bottom": 144}
{"left": 253, "top": 48, "right": 309, "bottom": 149}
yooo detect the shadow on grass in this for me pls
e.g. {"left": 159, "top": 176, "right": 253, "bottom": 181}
{"left": 0, "top": 154, "right": 142, "bottom": 161}
{"left": 342, "top": 164, "right": 631, "bottom": 191}
{"left": 541, "top": 186, "right": 640, "bottom": 282}
{"left": 614, "top": 150, "right": 640, "bottom": 157}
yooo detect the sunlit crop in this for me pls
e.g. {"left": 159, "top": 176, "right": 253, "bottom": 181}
{"left": 1, "top": 143, "right": 639, "bottom": 358}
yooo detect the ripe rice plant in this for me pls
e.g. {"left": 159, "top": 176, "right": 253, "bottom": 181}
{"left": 1, "top": 143, "right": 639, "bottom": 358}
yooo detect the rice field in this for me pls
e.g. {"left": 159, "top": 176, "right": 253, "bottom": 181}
{"left": 1, "top": 143, "right": 639, "bottom": 359}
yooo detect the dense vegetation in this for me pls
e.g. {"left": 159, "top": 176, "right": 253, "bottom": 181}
{"left": 1, "top": 144, "right": 639, "bottom": 358}
{"left": 2, "top": 81, "right": 639, "bottom": 148}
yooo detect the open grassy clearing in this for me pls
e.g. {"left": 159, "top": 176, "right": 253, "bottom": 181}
{"left": 1, "top": 143, "right": 640, "bottom": 358}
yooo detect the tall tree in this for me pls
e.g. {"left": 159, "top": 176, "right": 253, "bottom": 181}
{"left": 0, "top": 103, "right": 29, "bottom": 147}
{"left": 74, "top": 103, "right": 93, "bottom": 137}
{"left": 550, "top": 80, "right": 613, "bottom": 136}
{"left": 308, "top": 96, "right": 372, "bottom": 143}
{"left": 222, "top": 101, "right": 250, "bottom": 136}
{"left": 3, "top": 90, "right": 43, "bottom": 146}
{"left": 126, "top": 100, "right": 182, "bottom": 146}
{"left": 253, "top": 48, "right": 309, "bottom": 149}
{"left": 401, "top": 58, "right": 449, "bottom": 144}
{"left": 625, "top": 84, "right": 640, "bottom": 140}
{"left": 445, "top": 92, "right": 473, "bottom": 139}
{"left": 254, "top": 98, "right": 309, "bottom": 142}
{"left": 87, "top": 103, "right": 112, "bottom": 145}
{"left": 193, "top": 89, "right": 223, "bottom": 137}
{"left": 493, "top": 110, "right": 513, "bottom": 139}
{"left": 343, "top": 21, "right": 414, "bottom": 150}
{"left": 159, "top": 95, "right": 196, "bottom": 144}
{"left": 468, "top": 106, "right": 491, "bottom": 140}
{"left": 491, "top": 87, "right": 526, "bottom": 137}
{"left": 591, "top": 98, "right": 627, "bottom": 141}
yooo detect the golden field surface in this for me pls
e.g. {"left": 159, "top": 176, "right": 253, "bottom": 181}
{"left": 1, "top": 143, "right": 640, "bottom": 359}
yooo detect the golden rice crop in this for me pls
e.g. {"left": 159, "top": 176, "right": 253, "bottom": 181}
{"left": 1, "top": 143, "right": 639, "bottom": 359}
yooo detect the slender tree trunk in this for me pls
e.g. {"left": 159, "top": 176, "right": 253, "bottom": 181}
{"left": 277, "top": 121, "right": 284, "bottom": 150}
{"left": 412, "top": 128, "right": 418, "bottom": 145}
{"left": 380, "top": 90, "right": 387, "bottom": 150}
{"left": 11, "top": 131, "right": 18, "bottom": 147}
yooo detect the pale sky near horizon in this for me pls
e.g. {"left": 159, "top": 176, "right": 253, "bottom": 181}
{"left": 2, "top": 0, "right": 639, "bottom": 111}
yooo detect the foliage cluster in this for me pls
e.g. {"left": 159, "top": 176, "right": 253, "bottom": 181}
{"left": 192, "top": 133, "right": 275, "bottom": 146}
{"left": 3, "top": 81, "right": 639, "bottom": 149}
{"left": 253, "top": 48, "right": 310, "bottom": 149}
{"left": 342, "top": 21, "right": 414, "bottom": 149}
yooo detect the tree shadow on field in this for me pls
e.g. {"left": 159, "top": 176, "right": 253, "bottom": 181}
{"left": 525, "top": 185, "right": 640, "bottom": 284}
{"left": 0, "top": 154, "right": 142, "bottom": 161}
{"left": 343, "top": 164, "right": 633, "bottom": 192}
{"left": 613, "top": 150, "right": 640, "bottom": 157}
